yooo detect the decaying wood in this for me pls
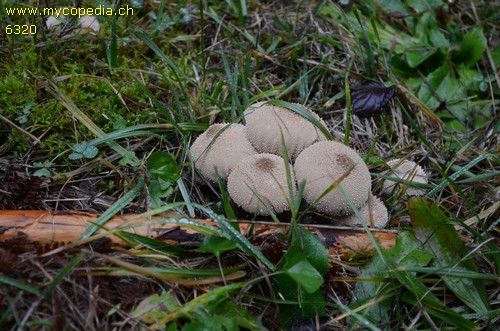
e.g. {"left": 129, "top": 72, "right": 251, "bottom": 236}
{"left": 0, "top": 210, "right": 397, "bottom": 254}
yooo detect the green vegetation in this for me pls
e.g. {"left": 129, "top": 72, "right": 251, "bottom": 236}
{"left": 0, "top": 0, "right": 498, "bottom": 330}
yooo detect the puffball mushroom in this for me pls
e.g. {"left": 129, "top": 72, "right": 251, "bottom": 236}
{"left": 336, "top": 194, "right": 388, "bottom": 228}
{"left": 294, "top": 141, "right": 371, "bottom": 216}
{"left": 227, "top": 154, "right": 296, "bottom": 216}
{"left": 244, "top": 102, "right": 327, "bottom": 160}
{"left": 46, "top": 13, "right": 100, "bottom": 34}
{"left": 382, "top": 159, "right": 428, "bottom": 197}
{"left": 190, "top": 123, "right": 257, "bottom": 183}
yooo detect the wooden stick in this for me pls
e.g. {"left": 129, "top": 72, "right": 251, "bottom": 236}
{"left": 0, "top": 210, "right": 397, "bottom": 254}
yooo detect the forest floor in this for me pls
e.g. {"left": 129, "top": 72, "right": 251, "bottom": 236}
{"left": 0, "top": 1, "right": 499, "bottom": 330}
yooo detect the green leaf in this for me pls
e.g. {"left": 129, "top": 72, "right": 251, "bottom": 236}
{"left": 68, "top": 152, "right": 83, "bottom": 160}
{"left": 147, "top": 152, "right": 180, "bottom": 207}
{"left": 283, "top": 245, "right": 324, "bottom": 294}
{"left": 72, "top": 142, "right": 98, "bottom": 159}
{"left": 82, "top": 145, "right": 98, "bottom": 159}
{"left": 378, "top": 0, "right": 409, "bottom": 15}
{"left": 406, "top": 46, "right": 437, "bottom": 68}
{"left": 147, "top": 151, "right": 181, "bottom": 183}
{"left": 132, "top": 292, "right": 180, "bottom": 324}
{"left": 352, "top": 228, "right": 477, "bottom": 329}
{"left": 73, "top": 142, "right": 88, "bottom": 153}
{"left": 34, "top": 168, "right": 51, "bottom": 177}
{"left": 353, "top": 231, "right": 434, "bottom": 324}
{"left": 428, "top": 27, "right": 449, "bottom": 49}
{"left": 452, "top": 28, "right": 487, "bottom": 67}
{"left": 492, "top": 46, "right": 500, "bottom": 66}
{"left": 199, "top": 235, "right": 237, "bottom": 258}
{"left": 407, "top": 0, "right": 443, "bottom": 12}
{"left": 274, "top": 272, "right": 326, "bottom": 329}
{"left": 417, "top": 64, "right": 467, "bottom": 115}
{"left": 408, "top": 197, "right": 491, "bottom": 315}
{"left": 290, "top": 227, "right": 329, "bottom": 275}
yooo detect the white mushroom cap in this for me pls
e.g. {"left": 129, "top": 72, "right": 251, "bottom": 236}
{"left": 294, "top": 141, "right": 371, "bottom": 216}
{"left": 382, "top": 159, "right": 428, "bottom": 197}
{"left": 336, "top": 194, "right": 388, "bottom": 228}
{"left": 78, "top": 15, "right": 100, "bottom": 34}
{"left": 46, "top": 16, "right": 63, "bottom": 30}
{"left": 46, "top": 12, "right": 100, "bottom": 34}
{"left": 244, "top": 102, "right": 328, "bottom": 160}
{"left": 227, "top": 153, "right": 296, "bottom": 216}
{"left": 190, "top": 123, "right": 257, "bottom": 183}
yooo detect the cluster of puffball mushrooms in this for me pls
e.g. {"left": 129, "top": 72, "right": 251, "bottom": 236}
{"left": 190, "top": 102, "right": 428, "bottom": 228}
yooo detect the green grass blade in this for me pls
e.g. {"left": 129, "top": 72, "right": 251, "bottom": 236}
{"left": 205, "top": 209, "right": 275, "bottom": 271}
{"left": 118, "top": 231, "right": 197, "bottom": 258}
{"left": 344, "top": 58, "right": 354, "bottom": 145}
{"left": 216, "top": 169, "right": 237, "bottom": 221}
{"left": 46, "top": 253, "right": 82, "bottom": 297}
{"left": 79, "top": 176, "right": 145, "bottom": 239}
{"left": 177, "top": 178, "right": 195, "bottom": 218}
{"left": 427, "top": 153, "right": 498, "bottom": 197}
{"left": 0, "top": 274, "right": 43, "bottom": 297}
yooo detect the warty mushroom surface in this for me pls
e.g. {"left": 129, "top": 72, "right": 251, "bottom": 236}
{"left": 190, "top": 123, "right": 257, "bottom": 183}
{"left": 227, "top": 153, "right": 296, "bottom": 216}
{"left": 294, "top": 141, "right": 371, "bottom": 216}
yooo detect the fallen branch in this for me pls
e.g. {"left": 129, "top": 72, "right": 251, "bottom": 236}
{"left": 0, "top": 210, "right": 397, "bottom": 255}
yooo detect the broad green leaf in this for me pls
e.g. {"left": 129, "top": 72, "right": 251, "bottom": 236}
{"left": 132, "top": 292, "right": 180, "bottom": 323}
{"left": 82, "top": 145, "right": 99, "bottom": 159}
{"left": 407, "top": 0, "right": 443, "bottom": 13}
{"left": 68, "top": 153, "right": 83, "bottom": 160}
{"left": 282, "top": 245, "right": 324, "bottom": 293}
{"left": 34, "top": 168, "right": 51, "bottom": 177}
{"left": 147, "top": 151, "right": 180, "bottom": 207}
{"left": 353, "top": 231, "right": 433, "bottom": 324}
{"left": 290, "top": 227, "right": 329, "bottom": 275}
{"left": 378, "top": 0, "right": 409, "bottom": 15}
{"left": 408, "top": 197, "right": 491, "bottom": 315}
{"left": 71, "top": 142, "right": 98, "bottom": 159}
{"left": 199, "top": 235, "right": 238, "bottom": 258}
{"left": 406, "top": 46, "right": 437, "bottom": 68}
{"left": 286, "top": 261, "right": 323, "bottom": 294}
{"left": 452, "top": 28, "right": 487, "bottom": 67}
{"left": 148, "top": 283, "right": 242, "bottom": 326}
{"left": 352, "top": 229, "right": 476, "bottom": 329}
{"left": 149, "top": 180, "right": 174, "bottom": 207}
{"left": 147, "top": 151, "right": 181, "bottom": 183}
{"left": 274, "top": 272, "right": 326, "bottom": 329}
{"left": 417, "top": 64, "right": 468, "bottom": 117}
{"left": 428, "top": 28, "right": 449, "bottom": 49}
